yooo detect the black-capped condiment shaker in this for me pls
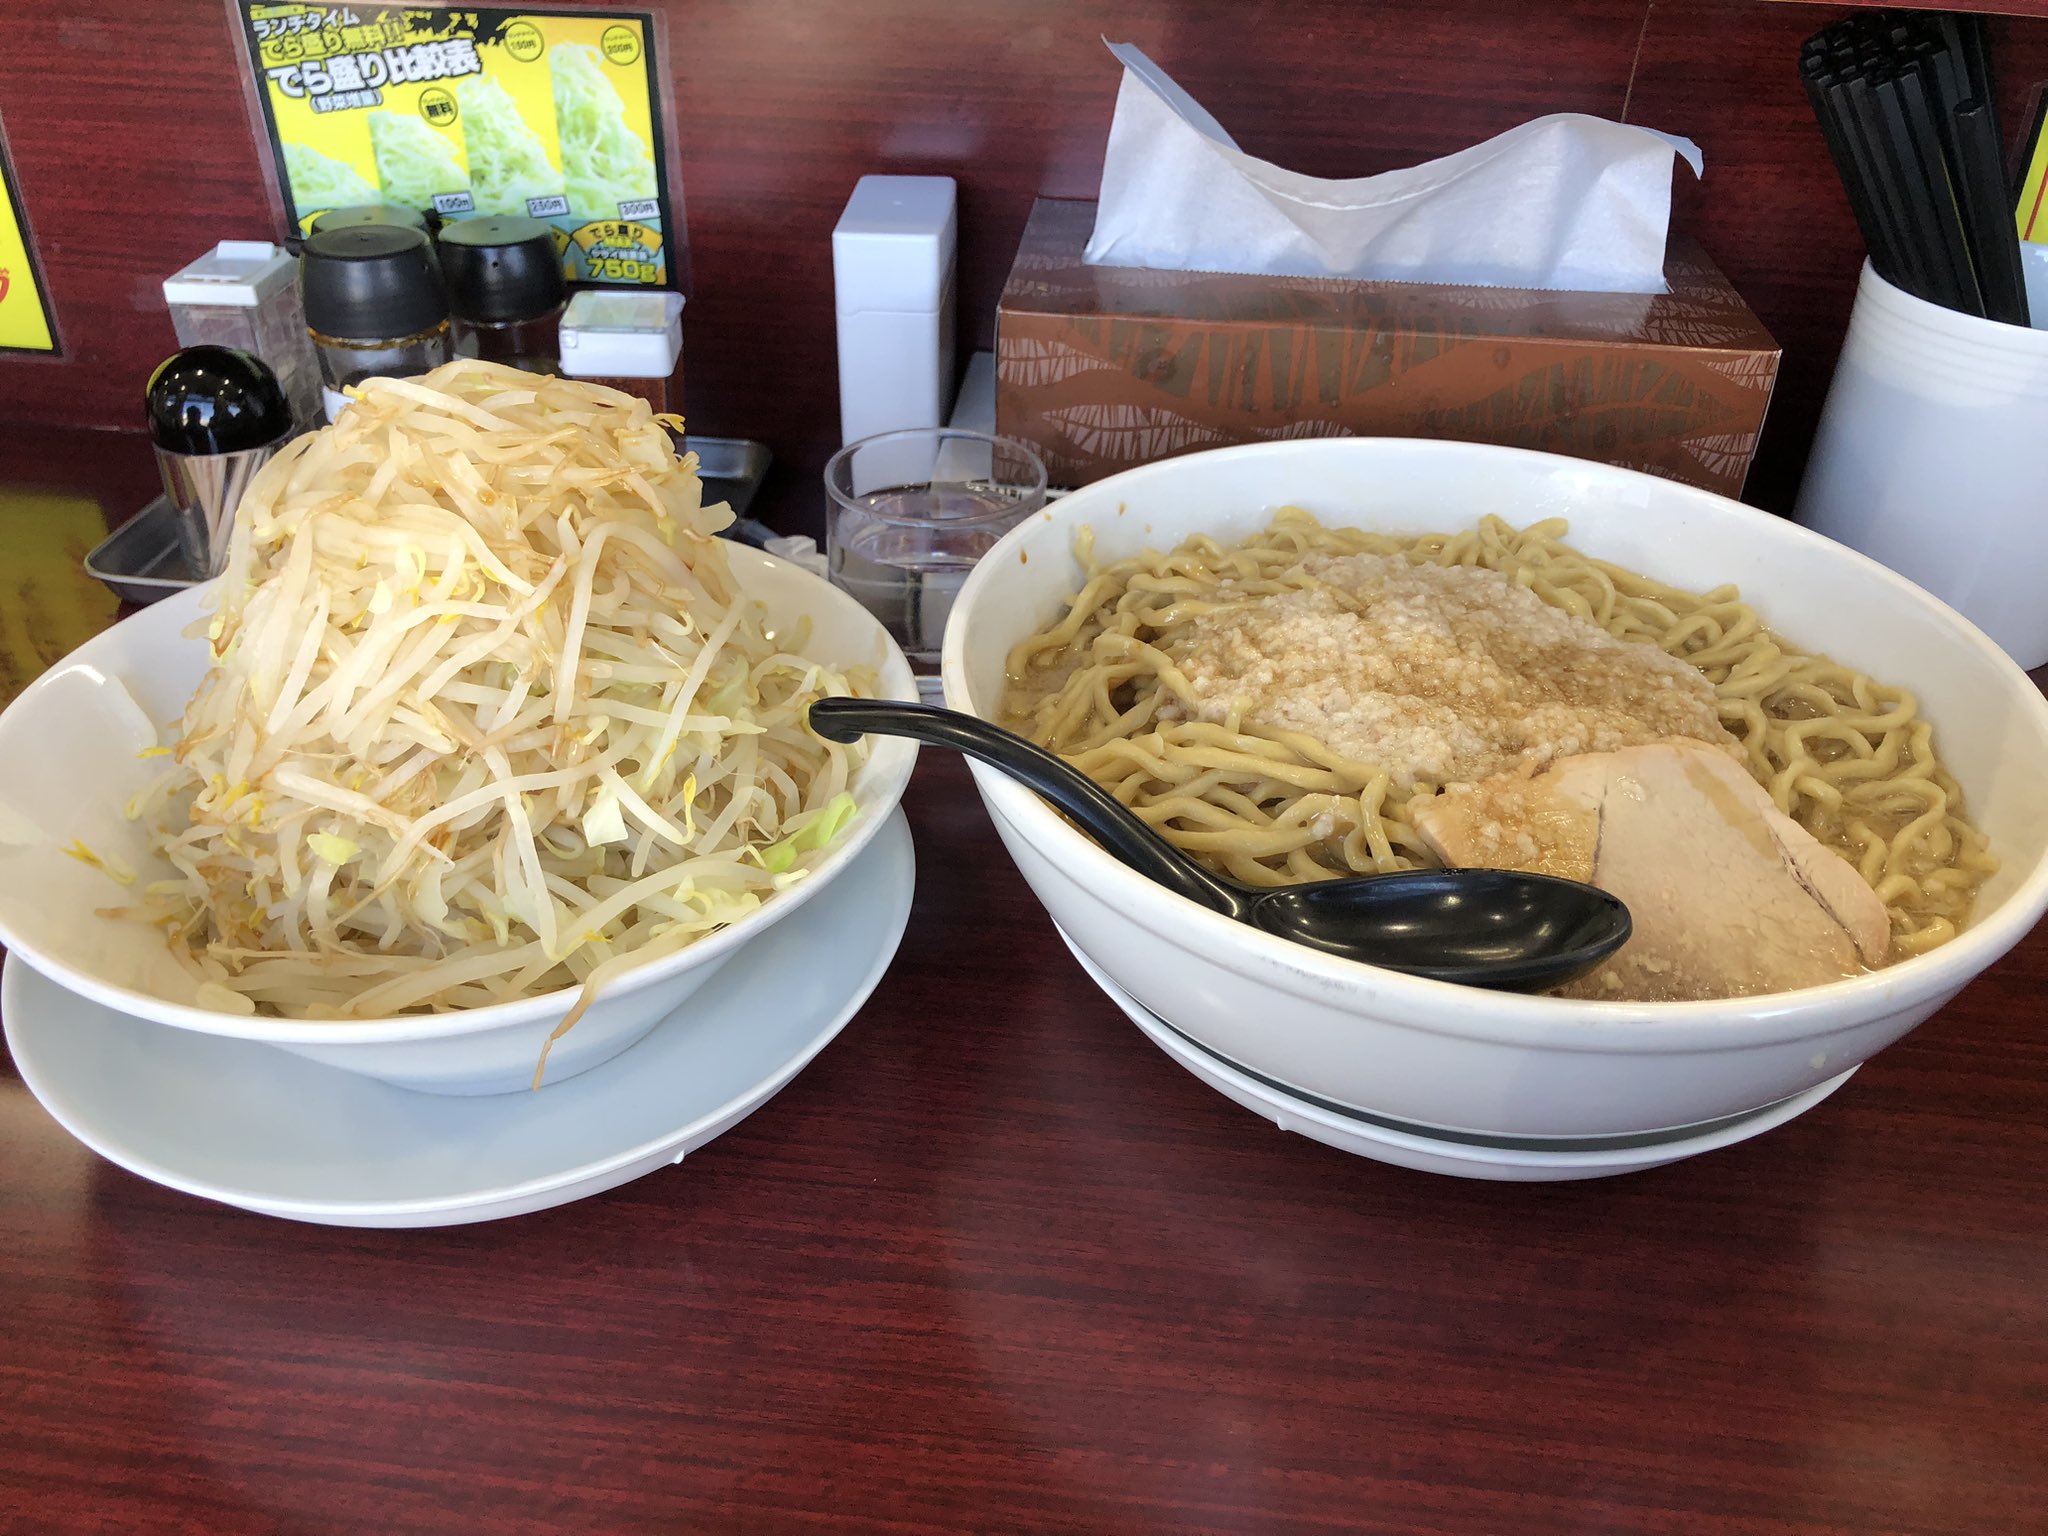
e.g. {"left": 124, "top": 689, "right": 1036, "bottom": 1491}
{"left": 437, "top": 215, "right": 567, "bottom": 374}
{"left": 308, "top": 203, "right": 432, "bottom": 236}
{"left": 145, "top": 345, "right": 293, "bottom": 579}
{"left": 299, "top": 223, "right": 451, "bottom": 421}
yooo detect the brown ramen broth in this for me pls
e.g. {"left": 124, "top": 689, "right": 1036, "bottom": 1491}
{"left": 1000, "top": 511, "right": 1996, "bottom": 964}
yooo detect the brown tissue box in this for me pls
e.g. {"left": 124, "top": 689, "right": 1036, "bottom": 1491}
{"left": 996, "top": 198, "right": 1780, "bottom": 498}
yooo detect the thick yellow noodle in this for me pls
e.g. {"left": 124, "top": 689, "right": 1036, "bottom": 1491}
{"left": 1001, "top": 511, "right": 1996, "bottom": 960}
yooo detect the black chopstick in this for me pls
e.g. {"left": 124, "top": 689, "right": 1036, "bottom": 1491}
{"left": 1804, "top": 59, "right": 1905, "bottom": 281}
{"left": 1848, "top": 65, "right": 1945, "bottom": 301}
{"left": 1883, "top": 65, "right": 1984, "bottom": 316}
{"left": 1948, "top": 13, "right": 1997, "bottom": 113}
{"left": 1954, "top": 97, "right": 2032, "bottom": 325}
{"left": 1799, "top": 11, "right": 2031, "bottom": 327}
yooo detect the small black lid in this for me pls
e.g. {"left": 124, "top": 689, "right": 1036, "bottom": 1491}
{"left": 437, "top": 216, "right": 566, "bottom": 324}
{"left": 310, "top": 202, "right": 430, "bottom": 234}
{"left": 300, "top": 224, "right": 448, "bottom": 343}
{"left": 146, "top": 346, "right": 293, "bottom": 455}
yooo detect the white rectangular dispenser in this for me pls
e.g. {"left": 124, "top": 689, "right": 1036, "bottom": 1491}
{"left": 833, "top": 176, "right": 957, "bottom": 445}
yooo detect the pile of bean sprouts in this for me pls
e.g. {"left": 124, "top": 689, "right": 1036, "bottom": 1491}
{"left": 127, "top": 360, "right": 871, "bottom": 1030}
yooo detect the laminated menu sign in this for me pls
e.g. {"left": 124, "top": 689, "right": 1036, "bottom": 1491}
{"left": 239, "top": 4, "right": 679, "bottom": 286}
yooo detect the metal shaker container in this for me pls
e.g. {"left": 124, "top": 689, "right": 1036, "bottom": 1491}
{"left": 144, "top": 346, "right": 293, "bottom": 579}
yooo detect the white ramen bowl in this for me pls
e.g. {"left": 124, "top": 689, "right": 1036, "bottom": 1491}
{"left": 0, "top": 545, "right": 918, "bottom": 1096}
{"left": 941, "top": 439, "right": 2048, "bottom": 1139}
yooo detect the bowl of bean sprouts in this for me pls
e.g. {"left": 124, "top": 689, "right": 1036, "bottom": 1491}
{"left": 0, "top": 363, "right": 918, "bottom": 1094}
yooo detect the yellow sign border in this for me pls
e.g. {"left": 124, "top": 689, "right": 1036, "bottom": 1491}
{"left": 0, "top": 113, "right": 58, "bottom": 355}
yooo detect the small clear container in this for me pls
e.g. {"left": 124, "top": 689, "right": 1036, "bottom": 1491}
{"left": 558, "top": 290, "right": 685, "bottom": 413}
{"left": 162, "top": 241, "right": 323, "bottom": 429}
{"left": 439, "top": 216, "right": 568, "bottom": 376}
{"left": 824, "top": 427, "right": 1047, "bottom": 688}
{"left": 309, "top": 325, "right": 452, "bottom": 402}
{"left": 300, "top": 224, "right": 452, "bottom": 421}
{"left": 454, "top": 312, "right": 565, "bottom": 372}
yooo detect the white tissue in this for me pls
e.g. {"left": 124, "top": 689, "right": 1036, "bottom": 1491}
{"left": 1084, "top": 42, "right": 1703, "bottom": 295}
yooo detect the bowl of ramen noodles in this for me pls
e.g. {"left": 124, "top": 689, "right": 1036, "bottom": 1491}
{"left": 0, "top": 363, "right": 918, "bottom": 1095}
{"left": 939, "top": 438, "right": 2048, "bottom": 1140}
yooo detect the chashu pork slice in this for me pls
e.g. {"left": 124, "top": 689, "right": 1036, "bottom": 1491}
{"left": 1410, "top": 740, "right": 1890, "bottom": 1001}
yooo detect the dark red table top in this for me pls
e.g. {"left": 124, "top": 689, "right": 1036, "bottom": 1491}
{"left": 2, "top": 428, "right": 2042, "bottom": 1535}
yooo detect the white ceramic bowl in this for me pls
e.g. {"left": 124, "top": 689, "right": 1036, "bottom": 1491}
{"left": 0, "top": 545, "right": 918, "bottom": 1096}
{"left": 942, "top": 439, "right": 2048, "bottom": 1139}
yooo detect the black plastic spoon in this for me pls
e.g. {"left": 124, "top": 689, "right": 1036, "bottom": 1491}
{"left": 809, "top": 697, "right": 1630, "bottom": 992}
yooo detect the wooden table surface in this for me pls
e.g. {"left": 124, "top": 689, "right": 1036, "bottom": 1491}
{"left": 1, "top": 430, "right": 2043, "bottom": 1535}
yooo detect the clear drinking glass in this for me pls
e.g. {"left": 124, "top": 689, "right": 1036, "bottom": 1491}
{"left": 824, "top": 428, "right": 1048, "bottom": 691}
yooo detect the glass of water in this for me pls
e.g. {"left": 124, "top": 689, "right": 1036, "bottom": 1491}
{"left": 824, "top": 428, "right": 1048, "bottom": 693}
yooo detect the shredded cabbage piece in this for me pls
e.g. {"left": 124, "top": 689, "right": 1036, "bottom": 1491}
{"left": 550, "top": 43, "right": 658, "bottom": 214}
{"left": 457, "top": 77, "right": 565, "bottom": 216}
{"left": 370, "top": 112, "right": 470, "bottom": 209}
{"left": 284, "top": 142, "right": 377, "bottom": 212}
{"left": 138, "top": 360, "right": 873, "bottom": 1028}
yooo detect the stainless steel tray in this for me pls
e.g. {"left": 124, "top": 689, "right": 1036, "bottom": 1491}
{"left": 83, "top": 494, "right": 199, "bottom": 606}
{"left": 85, "top": 435, "right": 775, "bottom": 605}
{"left": 689, "top": 434, "right": 772, "bottom": 519}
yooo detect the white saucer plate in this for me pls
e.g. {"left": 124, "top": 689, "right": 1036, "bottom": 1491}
{"left": 1056, "top": 928, "right": 1856, "bottom": 1182}
{"left": 3, "top": 811, "right": 916, "bottom": 1227}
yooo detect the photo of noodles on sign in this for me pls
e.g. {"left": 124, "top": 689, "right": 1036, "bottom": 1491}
{"left": 241, "top": 4, "right": 676, "bottom": 286}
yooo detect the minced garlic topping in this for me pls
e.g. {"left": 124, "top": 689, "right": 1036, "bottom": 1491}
{"left": 1169, "top": 553, "right": 1734, "bottom": 787}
